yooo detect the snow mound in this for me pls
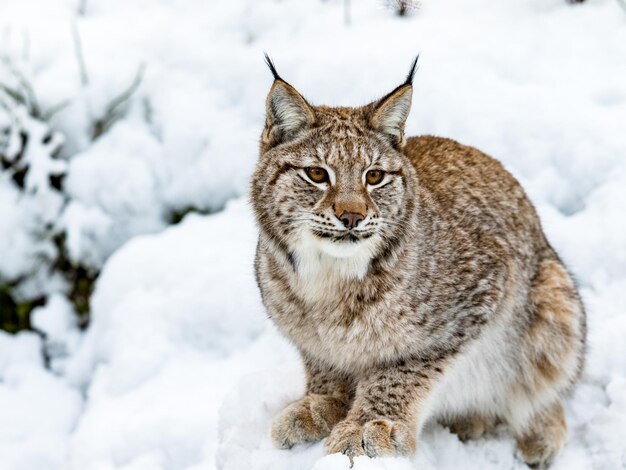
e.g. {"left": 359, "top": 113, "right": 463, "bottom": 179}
{"left": 63, "top": 200, "right": 270, "bottom": 469}
{"left": 216, "top": 367, "right": 626, "bottom": 470}
{"left": 0, "top": 331, "right": 82, "bottom": 470}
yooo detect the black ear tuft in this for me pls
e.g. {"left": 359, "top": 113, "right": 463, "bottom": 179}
{"left": 368, "top": 57, "right": 418, "bottom": 149}
{"left": 264, "top": 53, "right": 283, "bottom": 82}
{"left": 404, "top": 55, "right": 419, "bottom": 86}
{"left": 262, "top": 59, "right": 315, "bottom": 148}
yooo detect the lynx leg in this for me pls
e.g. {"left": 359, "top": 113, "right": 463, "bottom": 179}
{"left": 509, "top": 256, "right": 584, "bottom": 468}
{"left": 271, "top": 356, "right": 353, "bottom": 449}
{"left": 325, "top": 359, "right": 446, "bottom": 459}
{"left": 515, "top": 402, "right": 567, "bottom": 469}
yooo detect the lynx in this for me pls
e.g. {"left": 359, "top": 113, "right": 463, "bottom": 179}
{"left": 251, "top": 56, "right": 586, "bottom": 469}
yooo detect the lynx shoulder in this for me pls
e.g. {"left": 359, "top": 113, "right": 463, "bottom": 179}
{"left": 251, "top": 57, "right": 585, "bottom": 468}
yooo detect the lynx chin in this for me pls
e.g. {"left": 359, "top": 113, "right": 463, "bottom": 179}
{"left": 251, "top": 56, "right": 585, "bottom": 469}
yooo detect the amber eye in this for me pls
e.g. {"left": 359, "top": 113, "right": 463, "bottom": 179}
{"left": 365, "top": 170, "right": 385, "bottom": 185}
{"left": 305, "top": 167, "right": 329, "bottom": 184}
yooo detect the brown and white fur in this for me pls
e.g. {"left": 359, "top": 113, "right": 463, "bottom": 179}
{"left": 251, "top": 56, "right": 585, "bottom": 469}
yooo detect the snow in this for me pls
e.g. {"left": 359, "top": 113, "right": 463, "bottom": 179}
{"left": 1, "top": 0, "right": 626, "bottom": 469}
{"left": 28, "top": 294, "right": 82, "bottom": 379}
{"left": 0, "top": 331, "right": 83, "bottom": 470}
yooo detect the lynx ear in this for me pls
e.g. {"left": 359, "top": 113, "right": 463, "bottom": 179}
{"left": 369, "top": 56, "right": 418, "bottom": 149}
{"left": 263, "top": 55, "right": 315, "bottom": 148}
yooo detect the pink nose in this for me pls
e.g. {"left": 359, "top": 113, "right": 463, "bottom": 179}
{"left": 339, "top": 211, "right": 365, "bottom": 229}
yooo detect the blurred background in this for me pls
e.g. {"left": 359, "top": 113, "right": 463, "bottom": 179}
{"left": 0, "top": 0, "right": 625, "bottom": 469}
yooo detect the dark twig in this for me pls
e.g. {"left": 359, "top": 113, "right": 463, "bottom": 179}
{"left": 91, "top": 64, "right": 145, "bottom": 140}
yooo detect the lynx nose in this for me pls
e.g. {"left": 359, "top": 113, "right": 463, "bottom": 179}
{"left": 339, "top": 211, "right": 365, "bottom": 229}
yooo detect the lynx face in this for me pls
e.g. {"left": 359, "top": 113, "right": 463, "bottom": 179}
{"left": 251, "top": 58, "right": 419, "bottom": 276}
{"left": 262, "top": 128, "right": 414, "bottom": 260}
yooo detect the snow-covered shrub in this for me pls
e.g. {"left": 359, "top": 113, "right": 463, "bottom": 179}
{"left": 1, "top": 17, "right": 256, "bottom": 333}
{"left": 0, "top": 53, "right": 143, "bottom": 331}
{"left": 386, "top": 0, "right": 420, "bottom": 17}
{"left": 0, "top": 60, "right": 67, "bottom": 331}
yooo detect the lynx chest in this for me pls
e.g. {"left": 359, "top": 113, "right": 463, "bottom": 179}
{"left": 259, "top": 251, "right": 428, "bottom": 374}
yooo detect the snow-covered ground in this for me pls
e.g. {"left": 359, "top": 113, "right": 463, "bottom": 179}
{"left": 1, "top": 0, "right": 626, "bottom": 469}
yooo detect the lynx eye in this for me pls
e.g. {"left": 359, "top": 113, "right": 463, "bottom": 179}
{"left": 305, "top": 167, "right": 329, "bottom": 184}
{"left": 366, "top": 170, "right": 385, "bottom": 185}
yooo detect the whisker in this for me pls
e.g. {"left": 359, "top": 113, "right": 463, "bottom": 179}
{"left": 379, "top": 219, "right": 406, "bottom": 228}
{"left": 311, "top": 227, "right": 347, "bottom": 234}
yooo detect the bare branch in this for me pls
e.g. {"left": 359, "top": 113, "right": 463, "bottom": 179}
{"left": 91, "top": 64, "right": 145, "bottom": 140}
{"left": 72, "top": 21, "right": 89, "bottom": 87}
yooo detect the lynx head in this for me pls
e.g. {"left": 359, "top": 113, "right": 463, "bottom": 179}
{"left": 251, "top": 56, "right": 420, "bottom": 278}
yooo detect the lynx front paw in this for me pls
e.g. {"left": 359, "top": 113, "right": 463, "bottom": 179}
{"left": 362, "top": 419, "right": 416, "bottom": 457}
{"left": 324, "top": 421, "right": 365, "bottom": 459}
{"left": 270, "top": 394, "right": 348, "bottom": 449}
{"left": 324, "top": 419, "right": 416, "bottom": 459}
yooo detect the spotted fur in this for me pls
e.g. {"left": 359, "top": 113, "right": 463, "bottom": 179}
{"left": 251, "top": 59, "right": 586, "bottom": 468}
